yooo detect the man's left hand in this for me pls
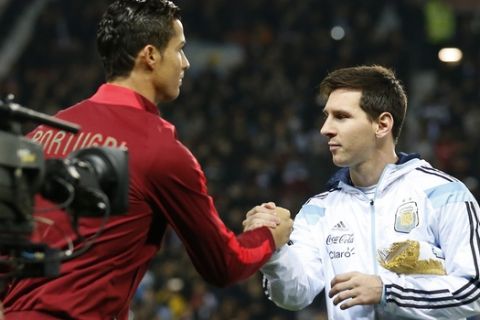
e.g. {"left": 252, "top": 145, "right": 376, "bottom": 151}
{"left": 328, "top": 272, "right": 383, "bottom": 310}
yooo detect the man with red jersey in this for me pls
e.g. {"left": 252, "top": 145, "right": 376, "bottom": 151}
{"left": 1, "top": 1, "right": 292, "bottom": 319}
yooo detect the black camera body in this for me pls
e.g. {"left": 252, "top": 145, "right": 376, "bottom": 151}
{"left": 0, "top": 131, "right": 44, "bottom": 236}
{"left": 0, "top": 98, "right": 129, "bottom": 283}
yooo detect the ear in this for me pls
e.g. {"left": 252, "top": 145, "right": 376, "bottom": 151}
{"left": 375, "top": 112, "right": 394, "bottom": 139}
{"left": 139, "top": 45, "right": 162, "bottom": 69}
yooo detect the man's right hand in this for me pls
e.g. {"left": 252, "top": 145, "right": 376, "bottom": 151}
{"left": 269, "top": 207, "right": 293, "bottom": 249}
{"left": 243, "top": 202, "right": 281, "bottom": 231}
{"left": 243, "top": 203, "right": 293, "bottom": 249}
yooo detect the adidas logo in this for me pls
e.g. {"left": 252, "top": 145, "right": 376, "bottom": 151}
{"left": 332, "top": 221, "right": 348, "bottom": 231}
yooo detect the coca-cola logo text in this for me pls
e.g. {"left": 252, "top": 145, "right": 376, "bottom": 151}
{"left": 326, "top": 233, "right": 354, "bottom": 245}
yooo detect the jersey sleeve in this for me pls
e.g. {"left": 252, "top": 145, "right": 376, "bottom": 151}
{"left": 145, "top": 132, "right": 275, "bottom": 287}
{"left": 379, "top": 181, "right": 480, "bottom": 318}
{"left": 261, "top": 202, "right": 326, "bottom": 310}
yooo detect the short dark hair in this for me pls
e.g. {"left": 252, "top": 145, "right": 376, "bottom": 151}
{"left": 319, "top": 65, "right": 407, "bottom": 143}
{"left": 96, "top": 0, "right": 181, "bottom": 81}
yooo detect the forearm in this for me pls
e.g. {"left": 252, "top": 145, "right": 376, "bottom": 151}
{"left": 380, "top": 272, "right": 480, "bottom": 318}
{"left": 217, "top": 227, "right": 276, "bottom": 285}
{"left": 179, "top": 216, "right": 275, "bottom": 287}
{"left": 154, "top": 169, "right": 276, "bottom": 286}
{"left": 261, "top": 246, "right": 325, "bottom": 310}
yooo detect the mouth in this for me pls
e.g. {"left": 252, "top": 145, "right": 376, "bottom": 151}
{"left": 328, "top": 143, "right": 340, "bottom": 151}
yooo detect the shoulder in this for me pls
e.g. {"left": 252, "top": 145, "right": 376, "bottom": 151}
{"left": 295, "top": 189, "right": 340, "bottom": 225}
{"left": 148, "top": 119, "right": 198, "bottom": 168}
{"left": 144, "top": 119, "right": 207, "bottom": 189}
{"left": 306, "top": 187, "right": 342, "bottom": 204}
{"left": 405, "top": 162, "right": 474, "bottom": 207}
{"left": 406, "top": 162, "right": 460, "bottom": 190}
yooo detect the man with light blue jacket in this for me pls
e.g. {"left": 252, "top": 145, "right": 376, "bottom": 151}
{"left": 249, "top": 65, "right": 480, "bottom": 319}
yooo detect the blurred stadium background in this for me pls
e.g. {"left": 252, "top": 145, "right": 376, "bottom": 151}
{"left": 1, "top": 0, "right": 480, "bottom": 319}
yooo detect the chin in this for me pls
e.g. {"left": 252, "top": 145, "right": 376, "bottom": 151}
{"left": 332, "top": 156, "right": 349, "bottom": 168}
{"left": 163, "top": 91, "right": 180, "bottom": 102}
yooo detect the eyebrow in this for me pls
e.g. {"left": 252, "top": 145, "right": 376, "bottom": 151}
{"left": 324, "top": 108, "right": 351, "bottom": 116}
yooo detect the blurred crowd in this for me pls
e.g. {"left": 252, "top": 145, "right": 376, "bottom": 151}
{"left": 1, "top": 0, "right": 480, "bottom": 319}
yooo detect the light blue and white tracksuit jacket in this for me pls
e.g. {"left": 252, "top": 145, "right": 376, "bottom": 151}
{"left": 261, "top": 153, "right": 480, "bottom": 319}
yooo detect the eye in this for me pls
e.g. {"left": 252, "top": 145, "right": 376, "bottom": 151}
{"left": 334, "top": 112, "right": 350, "bottom": 120}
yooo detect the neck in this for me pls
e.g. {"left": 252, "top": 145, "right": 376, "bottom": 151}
{"left": 350, "top": 148, "right": 398, "bottom": 187}
{"left": 109, "top": 72, "right": 157, "bottom": 104}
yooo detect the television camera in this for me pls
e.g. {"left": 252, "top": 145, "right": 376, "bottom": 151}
{"left": 0, "top": 96, "right": 129, "bottom": 289}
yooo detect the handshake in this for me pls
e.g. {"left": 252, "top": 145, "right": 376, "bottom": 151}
{"left": 242, "top": 202, "right": 293, "bottom": 249}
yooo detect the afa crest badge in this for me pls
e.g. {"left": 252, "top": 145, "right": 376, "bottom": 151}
{"left": 394, "top": 201, "right": 419, "bottom": 233}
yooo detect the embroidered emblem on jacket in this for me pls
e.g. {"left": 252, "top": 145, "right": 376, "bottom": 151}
{"left": 394, "top": 201, "right": 419, "bottom": 233}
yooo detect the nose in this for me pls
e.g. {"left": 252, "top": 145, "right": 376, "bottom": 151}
{"left": 182, "top": 51, "right": 190, "bottom": 70}
{"left": 320, "top": 117, "right": 334, "bottom": 137}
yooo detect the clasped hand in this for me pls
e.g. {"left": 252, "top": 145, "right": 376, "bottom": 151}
{"left": 242, "top": 202, "right": 293, "bottom": 249}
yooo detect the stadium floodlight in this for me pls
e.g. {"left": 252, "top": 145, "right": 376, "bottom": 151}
{"left": 438, "top": 47, "right": 463, "bottom": 64}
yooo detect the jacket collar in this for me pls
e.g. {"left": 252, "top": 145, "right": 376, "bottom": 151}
{"left": 326, "top": 152, "right": 421, "bottom": 190}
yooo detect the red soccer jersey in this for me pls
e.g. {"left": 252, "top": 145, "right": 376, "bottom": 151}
{"left": 3, "top": 84, "right": 275, "bottom": 320}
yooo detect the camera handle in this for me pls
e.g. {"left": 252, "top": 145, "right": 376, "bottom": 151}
{"left": 0, "top": 95, "right": 80, "bottom": 134}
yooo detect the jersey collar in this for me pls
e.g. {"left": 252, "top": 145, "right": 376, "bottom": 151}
{"left": 90, "top": 83, "right": 159, "bottom": 115}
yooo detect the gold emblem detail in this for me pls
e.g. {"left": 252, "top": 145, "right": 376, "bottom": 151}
{"left": 378, "top": 240, "right": 446, "bottom": 275}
